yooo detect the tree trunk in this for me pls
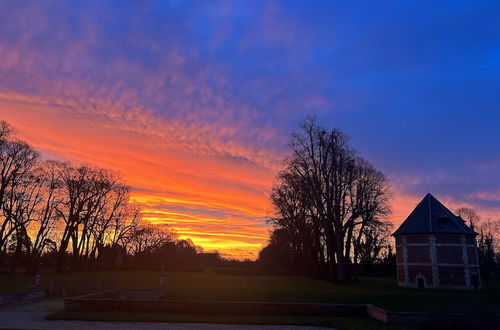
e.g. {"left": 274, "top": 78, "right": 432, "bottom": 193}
{"left": 324, "top": 224, "right": 338, "bottom": 281}
{"left": 334, "top": 230, "right": 349, "bottom": 283}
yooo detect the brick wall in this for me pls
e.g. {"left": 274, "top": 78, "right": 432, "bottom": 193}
{"left": 467, "top": 248, "right": 478, "bottom": 264}
{"left": 407, "top": 246, "right": 431, "bottom": 263}
{"left": 407, "top": 265, "right": 433, "bottom": 285}
{"left": 396, "top": 249, "right": 404, "bottom": 263}
{"left": 465, "top": 236, "right": 476, "bottom": 245}
{"left": 394, "top": 233, "right": 481, "bottom": 289}
{"left": 438, "top": 266, "right": 466, "bottom": 286}
{"left": 436, "top": 246, "right": 463, "bottom": 264}
{"left": 435, "top": 234, "right": 462, "bottom": 244}
{"left": 406, "top": 235, "right": 429, "bottom": 243}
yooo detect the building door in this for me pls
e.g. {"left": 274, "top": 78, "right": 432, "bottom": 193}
{"left": 417, "top": 277, "right": 425, "bottom": 289}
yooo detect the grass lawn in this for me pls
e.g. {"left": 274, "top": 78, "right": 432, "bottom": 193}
{"left": 2, "top": 270, "right": 499, "bottom": 313}
{"left": 46, "top": 311, "right": 422, "bottom": 330}
{"left": 0, "top": 272, "right": 36, "bottom": 292}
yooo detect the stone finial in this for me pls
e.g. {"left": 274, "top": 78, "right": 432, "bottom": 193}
{"left": 34, "top": 274, "right": 42, "bottom": 288}
{"left": 62, "top": 276, "right": 68, "bottom": 297}
{"left": 159, "top": 264, "right": 166, "bottom": 298}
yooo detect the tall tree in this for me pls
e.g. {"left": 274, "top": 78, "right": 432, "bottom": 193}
{"left": 0, "top": 121, "right": 170, "bottom": 271}
{"left": 26, "top": 160, "right": 63, "bottom": 272}
{"left": 350, "top": 160, "right": 391, "bottom": 276}
{"left": 269, "top": 116, "right": 391, "bottom": 282}
{"left": 0, "top": 130, "right": 39, "bottom": 263}
{"left": 271, "top": 169, "right": 325, "bottom": 276}
{"left": 55, "top": 163, "right": 131, "bottom": 269}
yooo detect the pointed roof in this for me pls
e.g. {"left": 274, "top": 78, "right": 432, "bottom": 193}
{"left": 393, "top": 193, "right": 476, "bottom": 236}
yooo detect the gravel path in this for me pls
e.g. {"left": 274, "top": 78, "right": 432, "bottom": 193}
{"left": 0, "top": 299, "right": 332, "bottom": 330}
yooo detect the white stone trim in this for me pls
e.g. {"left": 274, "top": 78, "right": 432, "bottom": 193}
{"left": 397, "top": 262, "right": 479, "bottom": 267}
{"left": 472, "top": 239, "right": 482, "bottom": 289}
{"left": 461, "top": 235, "right": 471, "bottom": 288}
{"left": 397, "top": 243, "right": 476, "bottom": 248}
{"left": 470, "top": 271, "right": 481, "bottom": 290}
{"left": 416, "top": 274, "right": 426, "bottom": 288}
{"left": 403, "top": 236, "right": 408, "bottom": 286}
{"left": 429, "top": 235, "right": 439, "bottom": 286}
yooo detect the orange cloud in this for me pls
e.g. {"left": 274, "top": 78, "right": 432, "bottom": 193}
{"left": 0, "top": 90, "right": 278, "bottom": 259}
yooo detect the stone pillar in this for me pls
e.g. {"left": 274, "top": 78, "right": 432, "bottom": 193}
{"left": 49, "top": 279, "right": 56, "bottom": 295}
{"left": 159, "top": 264, "right": 166, "bottom": 298}
{"left": 429, "top": 235, "right": 439, "bottom": 288}
{"left": 473, "top": 237, "right": 482, "bottom": 289}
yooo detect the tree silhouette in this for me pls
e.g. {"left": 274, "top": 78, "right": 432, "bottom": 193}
{"left": 261, "top": 116, "right": 391, "bottom": 282}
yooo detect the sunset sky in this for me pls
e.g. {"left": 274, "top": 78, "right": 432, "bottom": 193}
{"left": 0, "top": 1, "right": 499, "bottom": 259}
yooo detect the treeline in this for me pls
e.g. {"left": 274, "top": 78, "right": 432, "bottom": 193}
{"left": 258, "top": 116, "right": 393, "bottom": 283}
{"left": 0, "top": 121, "right": 235, "bottom": 274}
{"left": 457, "top": 208, "right": 500, "bottom": 281}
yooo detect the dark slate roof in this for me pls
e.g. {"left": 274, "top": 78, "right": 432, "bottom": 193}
{"left": 393, "top": 193, "right": 476, "bottom": 236}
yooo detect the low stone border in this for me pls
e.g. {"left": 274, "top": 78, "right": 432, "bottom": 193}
{"left": 64, "top": 289, "right": 500, "bottom": 327}
{"left": 367, "top": 304, "right": 500, "bottom": 327}
{"left": 0, "top": 288, "right": 47, "bottom": 307}
{"left": 70, "top": 289, "right": 160, "bottom": 301}
{"left": 367, "top": 304, "right": 463, "bottom": 325}
{"left": 65, "top": 291, "right": 365, "bottom": 316}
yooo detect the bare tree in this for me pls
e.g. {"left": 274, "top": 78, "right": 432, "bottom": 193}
{"left": 289, "top": 116, "right": 360, "bottom": 281}
{"left": 128, "top": 223, "right": 176, "bottom": 255}
{"left": 0, "top": 121, "right": 156, "bottom": 271}
{"left": 88, "top": 182, "right": 129, "bottom": 260}
{"left": 271, "top": 168, "right": 325, "bottom": 276}
{"left": 26, "top": 161, "right": 64, "bottom": 272}
{"left": 349, "top": 159, "right": 391, "bottom": 277}
{"left": 55, "top": 164, "right": 126, "bottom": 269}
{"left": 457, "top": 207, "right": 481, "bottom": 229}
{"left": 108, "top": 203, "right": 141, "bottom": 249}
{"left": 269, "top": 116, "right": 391, "bottom": 282}
{"left": 0, "top": 137, "right": 39, "bottom": 262}
{"left": 0, "top": 127, "right": 62, "bottom": 272}
{"left": 0, "top": 121, "right": 15, "bottom": 141}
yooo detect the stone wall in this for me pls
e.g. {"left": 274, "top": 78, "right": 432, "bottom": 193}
{"left": 64, "top": 291, "right": 500, "bottom": 327}
{"left": 367, "top": 304, "right": 499, "bottom": 328}
{"left": 65, "top": 293, "right": 366, "bottom": 316}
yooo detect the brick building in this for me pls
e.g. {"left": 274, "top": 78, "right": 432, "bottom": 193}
{"left": 393, "top": 193, "right": 481, "bottom": 290}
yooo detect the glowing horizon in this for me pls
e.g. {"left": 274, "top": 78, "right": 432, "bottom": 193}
{"left": 0, "top": 91, "right": 277, "bottom": 259}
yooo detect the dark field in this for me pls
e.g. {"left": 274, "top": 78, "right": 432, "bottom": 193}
{"left": 2, "top": 270, "right": 499, "bottom": 313}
